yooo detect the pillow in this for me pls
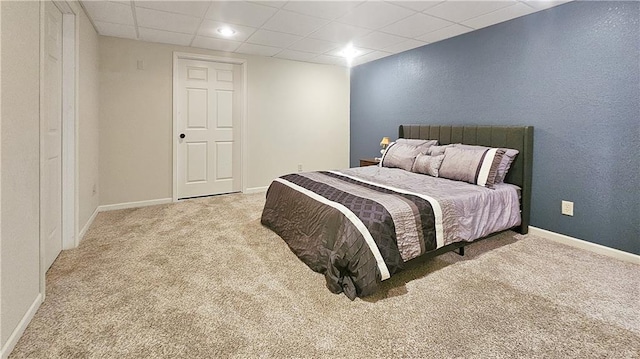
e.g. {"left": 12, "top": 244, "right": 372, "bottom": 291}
{"left": 454, "top": 144, "right": 519, "bottom": 183}
{"left": 380, "top": 142, "right": 422, "bottom": 171}
{"left": 396, "top": 138, "right": 438, "bottom": 154}
{"left": 495, "top": 149, "right": 519, "bottom": 183}
{"left": 411, "top": 154, "right": 445, "bottom": 177}
{"left": 438, "top": 147, "right": 505, "bottom": 188}
{"left": 427, "top": 144, "right": 455, "bottom": 156}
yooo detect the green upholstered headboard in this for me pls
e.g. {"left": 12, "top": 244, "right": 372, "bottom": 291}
{"left": 399, "top": 125, "right": 534, "bottom": 235}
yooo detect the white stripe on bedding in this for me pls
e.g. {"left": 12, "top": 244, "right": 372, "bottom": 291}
{"left": 476, "top": 148, "right": 498, "bottom": 187}
{"left": 329, "top": 170, "right": 445, "bottom": 248}
{"left": 274, "top": 178, "right": 392, "bottom": 281}
{"left": 300, "top": 172, "right": 423, "bottom": 261}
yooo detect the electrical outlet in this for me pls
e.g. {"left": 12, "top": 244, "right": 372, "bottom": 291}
{"left": 561, "top": 200, "right": 574, "bottom": 216}
{"left": 297, "top": 164, "right": 303, "bottom": 173}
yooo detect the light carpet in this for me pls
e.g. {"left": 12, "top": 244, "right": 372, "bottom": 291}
{"left": 10, "top": 193, "right": 640, "bottom": 358}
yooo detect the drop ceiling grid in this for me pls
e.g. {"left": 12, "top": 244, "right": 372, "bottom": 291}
{"left": 82, "top": 0, "right": 572, "bottom": 67}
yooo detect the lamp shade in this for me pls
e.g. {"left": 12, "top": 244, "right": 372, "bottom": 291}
{"left": 380, "top": 137, "right": 390, "bottom": 146}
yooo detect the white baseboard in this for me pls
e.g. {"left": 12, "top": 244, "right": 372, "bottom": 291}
{"left": 1, "top": 293, "right": 43, "bottom": 359}
{"left": 529, "top": 226, "right": 639, "bottom": 264}
{"left": 243, "top": 186, "right": 268, "bottom": 194}
{"left": 78, "top": 206, "right": 99, "bottom": 242}
{"left": 98, "top": 198, "right": 173, "bottom": 212}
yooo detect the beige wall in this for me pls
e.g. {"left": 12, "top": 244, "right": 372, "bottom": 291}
{"left": 0, "top": 1, "right": 99, "bottom": 354}
{"left": 1, "top": 0, "right": 41, "bottom": 348}
{"left": 76, "top": 3, "right": 100, "bottom": 231}
{"left": 246, "top": 57, "right": 350, "bottom": 188}
{"left": 99, "top": 37, "right": 349, "bottom": 205}
{"left": 0, "top": 0, "right": 3, "bottom": 348}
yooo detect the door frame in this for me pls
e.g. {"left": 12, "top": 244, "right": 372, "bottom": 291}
{"left": 39, "top": 0, "right": 77, "bottom": 296}
{"left": 172, "top": 52, "right": 247, "bottom": 202}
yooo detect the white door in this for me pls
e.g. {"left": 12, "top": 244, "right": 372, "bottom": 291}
{"left": 176, "top": 59, "right": 241, "bottom": 199}
{"left": 42, "top": 1, "right": 63, "bottom": 270}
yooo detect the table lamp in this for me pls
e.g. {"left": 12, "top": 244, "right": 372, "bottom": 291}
{"left": 380, "top": 137, "right": 390, "bottom": 155}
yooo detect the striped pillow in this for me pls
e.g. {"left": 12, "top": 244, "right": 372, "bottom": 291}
{"left": 454, "top": 144, "right": 519, "bottom": 183}
{"left": 438, "top": 147, "right": 506, "bottom": 188}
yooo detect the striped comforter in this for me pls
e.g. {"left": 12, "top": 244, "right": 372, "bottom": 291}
{"left": 261, "top": 167, "right": 521, "bottom": 300}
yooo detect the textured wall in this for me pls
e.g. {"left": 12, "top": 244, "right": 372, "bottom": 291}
{"left": 350, "top": 2, "right": 639, "bottom": 254}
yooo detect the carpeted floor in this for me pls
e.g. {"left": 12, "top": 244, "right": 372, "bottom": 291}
{"left": 9, "top": 193, "right": 640, "bottom": 358}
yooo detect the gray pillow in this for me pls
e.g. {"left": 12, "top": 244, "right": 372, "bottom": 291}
{"left": 427, "top": 144, "right": 455, "bottom": 156}
{"left": 380, "top": 143, "right": 421, "bottom": 171}
{"left": 495, "top": 149, "right": 519, "bottom": 182}
{"left": 411, "top": 154, "right": 445, "bottom": 177}
{"left": 454, "top": 144, "right": 519, "bottom": 183}
{"left": 439, "top": 147, "right": 506, "bottom": 188}
{"left": 396, "top": 138, "right": 438, "bottom": 154}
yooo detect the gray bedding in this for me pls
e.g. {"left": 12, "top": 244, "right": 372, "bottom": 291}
{"left": 261, "top": 167, "right": 521, "bottom": 299}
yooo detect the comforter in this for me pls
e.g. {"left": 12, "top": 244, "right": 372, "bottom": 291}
{"left": 261, "top": 166, "right": 520, "bottom": 299}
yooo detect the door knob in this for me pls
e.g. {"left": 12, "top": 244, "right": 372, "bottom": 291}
{"left": 179, "top": 133, "right": 185, "bottom": 139}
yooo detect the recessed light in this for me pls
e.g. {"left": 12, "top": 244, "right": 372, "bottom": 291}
{"left": 338, "top": 44, "right": 360, "bottom": 59}
{"left": 217, "top": 27, "right": 236, "bottom": 37}
{"left": 338, "top": 44, "right": 361, "bottom": 66}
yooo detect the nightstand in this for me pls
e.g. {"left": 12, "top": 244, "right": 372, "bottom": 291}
{"left": 359, "top": 158, "right": 380, "bottom": 167}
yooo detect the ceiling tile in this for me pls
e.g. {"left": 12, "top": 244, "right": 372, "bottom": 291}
{"left": 205, "top": 1, "right": 277, "bottom": 28}
{"left": 236, "top": 43, "right": 281, "bottom": 57}
{"left": 138, "top": 27, "right": 192, "bottom": 46}
{"left": 262, "top": 10, "right": 329, "bottom": 36}
{"left": 287, "top": 38, "right": 338, "bottom": 54}
{"left": 308, "top": 22, "right": 371, "bottom": 43}
{"left": 253, "top": 1, "right": 288, "bottom": 9}
{"left": 94, "top": 21, "right": 136, "bottom": 39}
{"left": 283, "top": 1, "right": 362, "bottom": 20}
{"left": 424, "top": 1, "right": 515, "bottom": 23}
{"left": 521, "top": 0, "right": 572, "bottom": 10}
{"left": 353, "top": 31, "right": 408, "bottom": 51}
{"left": 274, "top": 49, "right": 318, "bottom": 62}
{"left": 312, "top": 54, "right": 348, "bottom": 67}
{"left": 82, "top": 1, "right": 133, "bottom": 25}
{"left": 390, "top": 1, "right": 444, "bottom": 12}
{"left": 135, "top": 7, "right": 200, "bottom": 34}
{"left": 352, "top": 51, "right": 393, "bottom": 66}
{"left": 383, "top": 39, "right": 428, "bottom": 54}
{"left": 337, "top": 2, "right": 415, "bottom": 29}
{"left": 381, "top": 13, "right": 453, "bottom": 38}
{"left": 417, "top": 24, "right": 473, "bottom": 43}
{"left": 82, "top": 0, "right": 572, "bottom": 67}
{"left": 135, "top": 1, "right": 210, "bottom": 18}
{"left": 247, "top": 29, "right": 302, "bottom": 48}
{"left": 192, "top": 36, "right": 241, "bottom": 52}
{"left": 198, "top": 20, "right": 257, "bottom": 42}
{"left": 462, "top": 3, "right": 536, "bottom": 30}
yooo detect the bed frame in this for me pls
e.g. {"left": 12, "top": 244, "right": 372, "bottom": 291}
{"left": 399, "top": 125, "right": 534, "bottom": 248}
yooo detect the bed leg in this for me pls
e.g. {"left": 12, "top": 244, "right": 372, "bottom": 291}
{"left": 456, "top": 246, "right": 465, "bottom": 256}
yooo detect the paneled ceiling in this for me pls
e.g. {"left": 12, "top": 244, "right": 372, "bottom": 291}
{"left": 82, "top": 1, "right": 571, "bottom": 67}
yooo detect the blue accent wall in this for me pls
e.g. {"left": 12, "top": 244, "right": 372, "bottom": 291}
{"left": 350, "top": 1, "right": 640, "bottom": 254}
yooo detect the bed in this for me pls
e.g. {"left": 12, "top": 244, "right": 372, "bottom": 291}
{"left": 261, "top": 125, "right": 533, "bottom": 300}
